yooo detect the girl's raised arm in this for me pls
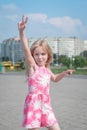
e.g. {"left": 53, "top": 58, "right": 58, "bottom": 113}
{"left": 18, "top": 16, "right": 36, "bottom": 67}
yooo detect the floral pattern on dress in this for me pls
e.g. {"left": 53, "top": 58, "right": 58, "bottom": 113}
{"left": 22, "top": 66, "right": 57, "bottom": 128}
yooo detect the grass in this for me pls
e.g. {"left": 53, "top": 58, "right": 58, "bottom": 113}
{"left": 74, "top": 69, "right": 87, "bottom": 75}
{"left": 3, "top": 66, "right": 87, "bottom": 75}
{"left": 51, "top": 67, "right": 87, "bottom": 75}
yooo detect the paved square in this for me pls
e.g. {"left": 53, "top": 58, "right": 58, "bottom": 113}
{"left": 0, "top": 74, "right": 87, "bottom": 130}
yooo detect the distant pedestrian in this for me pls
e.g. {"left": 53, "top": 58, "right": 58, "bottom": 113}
{"left": 18, "top": 16, "right": 74, "bottom": 130}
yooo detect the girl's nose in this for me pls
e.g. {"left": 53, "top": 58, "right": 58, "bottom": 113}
{"left": 38, "top": 54, "right": 42, "bottom": 58}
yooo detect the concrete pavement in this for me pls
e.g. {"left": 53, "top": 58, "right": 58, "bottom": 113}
{"left": 0, "top": 74, "right": 87, "bottom": 130}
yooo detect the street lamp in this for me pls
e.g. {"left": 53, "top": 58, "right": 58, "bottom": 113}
{"left": 11, "top": 38, "right": 15, "bottom": 66}
{"left": 72, "top": 57, "right": 75, "bottom": 68}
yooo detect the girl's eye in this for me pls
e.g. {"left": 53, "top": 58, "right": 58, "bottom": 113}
{"left": 41, "top": 53, "right": 46, "bottom": 55}
{"left": 35, "top": 53, "right": 46, "bottom": 56}
{"left": 35, "top": 53, "right": 39, "bottom": 56}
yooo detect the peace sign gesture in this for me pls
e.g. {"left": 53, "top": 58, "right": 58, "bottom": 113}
{"left": 18, "top": 16, "right": 28, "bottom": 32}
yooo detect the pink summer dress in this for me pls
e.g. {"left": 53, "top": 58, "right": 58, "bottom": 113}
{"left": 22, "top": 66, "right": 57, "bottom": 128}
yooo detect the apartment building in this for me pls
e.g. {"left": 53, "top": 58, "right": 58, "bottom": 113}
{"left": 84, "top": 40, "right": 87, "bottom": 50}
{"left": 1, "top": 37, "right": 85, "bottom": 63}
{"left": 1, "top": 38, "right": 24, "bottom": 64}
{"left": 57, "top": 37, "right": 84, "bottom": 58}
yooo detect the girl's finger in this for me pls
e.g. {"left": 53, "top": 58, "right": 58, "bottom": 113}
{"left": 25, "top": 17, "right": 28, "bottom": 24}
{"left": 18, "top": 22, "right": 21, "bottom": 28}
{"left": 22, "top": 15, "right": 24, "bottom": 23}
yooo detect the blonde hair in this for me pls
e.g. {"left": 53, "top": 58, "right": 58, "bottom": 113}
{"left": 30, "top": 39, "right": 53, "bottom": 68}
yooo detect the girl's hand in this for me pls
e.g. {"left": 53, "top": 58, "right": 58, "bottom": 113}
{"left": 65, "top": 69, "right": 75, "bottom": 76}
{"left": 18, "top": 16, "right": 28, "bottom": 33}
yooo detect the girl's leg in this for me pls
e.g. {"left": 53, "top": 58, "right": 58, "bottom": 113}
{"left": 28, "top": 128, "right": 39, "bottom": 130}
{"left": 47, "top": 123, "right": 61, "bottom": 130}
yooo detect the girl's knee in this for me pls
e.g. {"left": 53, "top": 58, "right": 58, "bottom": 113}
{"left": 48, "top": 123, "right": 61, "bottom": 130}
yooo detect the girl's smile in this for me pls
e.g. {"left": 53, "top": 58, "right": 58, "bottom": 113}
{"left": 33, "top": 46, "right": 48, "bottom": 66}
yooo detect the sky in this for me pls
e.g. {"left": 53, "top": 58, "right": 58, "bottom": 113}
{"left": 0, "top": 0, "right": 87, "bottom": 43}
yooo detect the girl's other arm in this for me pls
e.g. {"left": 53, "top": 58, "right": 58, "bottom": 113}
{"left": 51, "top": 69, "right": 75, "bottom": 82}
{"left": 18, "top": 16, "right": 36, "bottom": 67}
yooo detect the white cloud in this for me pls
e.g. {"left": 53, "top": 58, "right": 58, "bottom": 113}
{"left": 5, "top": 15, "right": 18, "bottom": 21}
{"left": 28, "top": 13, "right": 87, "bottom": 40}
{"left": 26, "top": 13, "right": 47, "bottom": 23}
{"left": 1, "top": 3, "right": 18, "bottom": 11}
{"left": 48, "top": 16, "right": 82, "bottom": 33}
{"left": 0, "top": 11, "right": 87, "bottom": 41}
{"left": 25, "top": 14, "right": 83, "bottom": 34}
{"left": 0, "top": 3, "right": 19, "bottom": 21}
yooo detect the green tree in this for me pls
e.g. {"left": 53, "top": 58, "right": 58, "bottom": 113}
{"left": 53, "top": 53, "right": 57, "bottom": 64}
{"left": 80, "top": 50, "right": 87, "bottom": 60}
{"left": 5, "top": 56, "right": 9, "bottom": 61}
{"left": 1, "top": 56, "right": 9, "bottom": 61}
{"left": 74, "top": 56, "right": 86, "bottom": 68}
{"left": 58, "top": 55, "right": 71, "bottom": 68}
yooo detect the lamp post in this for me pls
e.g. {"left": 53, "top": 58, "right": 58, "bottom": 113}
{"left": 11, "top": 39, "right": 15, "bottom": 66}
{"left": 57, "top": 38, "right": 59, "bottom": 60}
{"left": 55, "top": 37, "right": 60, "bottom": 66}
{"left": 72, "top": 57, "right": 75, "bottom": 68}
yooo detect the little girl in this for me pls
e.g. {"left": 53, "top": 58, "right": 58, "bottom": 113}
{"left": 18, "top": 16, "right": 74, "bottom": 130}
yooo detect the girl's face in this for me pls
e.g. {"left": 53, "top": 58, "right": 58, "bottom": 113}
{"left": 33, "top": 46, "right": 48, "bottom": 66}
